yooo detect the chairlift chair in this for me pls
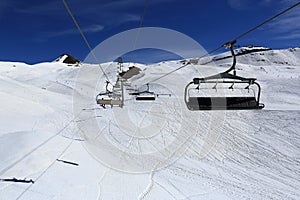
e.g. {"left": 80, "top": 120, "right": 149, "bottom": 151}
{"left": 129, "top": 84, "right": 156, "bottom": 101}
{"left": 184, "top": 41, "right": 264, "bottom": 110}
{"left": 96, "top": 80, "right": 124, "bottom": 108}
{"left": 96, "top": 94, "right": 123, "bottom": 108}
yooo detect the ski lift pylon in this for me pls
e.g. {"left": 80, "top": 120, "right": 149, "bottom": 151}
{"left": 184, "top": 41, "right": 265, "bottom": 110}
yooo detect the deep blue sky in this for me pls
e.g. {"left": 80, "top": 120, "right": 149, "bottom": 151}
{"left": 0, "top": 0, "right": 299, "bottom": 64}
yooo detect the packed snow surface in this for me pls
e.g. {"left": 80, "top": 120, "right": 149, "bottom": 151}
{"left": 0, "top": 47, "right": 300, "bottom": 199}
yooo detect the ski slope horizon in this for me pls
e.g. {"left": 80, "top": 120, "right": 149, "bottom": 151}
{"left": 0, "top": 46, "right": 300, "bottom": 199}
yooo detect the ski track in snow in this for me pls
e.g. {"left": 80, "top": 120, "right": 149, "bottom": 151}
{"left": 0, "top": 48, "right": 300, "bottom": 199}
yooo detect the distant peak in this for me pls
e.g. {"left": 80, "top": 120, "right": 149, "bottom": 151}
{"left": 55, "top": 54, "right": 80, "bottom": 65}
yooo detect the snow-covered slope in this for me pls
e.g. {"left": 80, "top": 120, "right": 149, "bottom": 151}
{"left": 0, "top": 47, "right": 299, "bottom": 200}
{"left": 213, "top": 46, "right": 300, "bottom": 66}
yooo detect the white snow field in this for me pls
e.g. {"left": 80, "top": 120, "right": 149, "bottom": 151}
{"left": 0, "top": 47, "right": 300, "bottom": 200}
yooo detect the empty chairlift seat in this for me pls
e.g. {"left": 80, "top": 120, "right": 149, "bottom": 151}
{"left": 136, "top": 95, "right": 156, "bottom": 101}
{"left": 187, "top": 96, "right": 263, "bottom": 110}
